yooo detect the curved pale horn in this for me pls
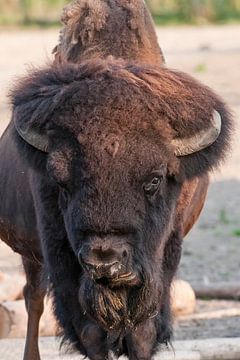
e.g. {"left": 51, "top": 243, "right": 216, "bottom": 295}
{"left": 14, "top": 116, "right": 49, "bottom": 153}
{"left": 172, "top": 110, "right": 222, "bottom": 157}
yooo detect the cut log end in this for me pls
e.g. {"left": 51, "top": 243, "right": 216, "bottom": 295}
{"left": 171, "top": 279, "right": 196, "bottom": 316}
{"left": 0, "top": 305, "right": 12, "bottom": 338}
{"left": 0, "top": 299, "right": 57, "bottom": 339}
{"left": 0, "top": 272, "right": 25, "bottom": 303}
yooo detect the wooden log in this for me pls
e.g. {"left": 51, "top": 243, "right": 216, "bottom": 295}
{"left": 0, "top": 272, "right": 25, "bottom": 302}
{"left": 178, "top": 308, "right": 240, "bottom": 321}
{"left": 171, "top": 279, "right": 196, "bottom": 316}
{"left": 0, "top": 299, "right": 57, "bottom": 339}
{"left": 0, "top": 302, "right": 11, "bottom": 339}
{"left": 193, "top": 282, "right": 240, "bottom": 300}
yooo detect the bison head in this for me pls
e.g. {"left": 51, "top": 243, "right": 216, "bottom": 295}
{"left": 11, "top": 59, "right": 232, "bottom": 333}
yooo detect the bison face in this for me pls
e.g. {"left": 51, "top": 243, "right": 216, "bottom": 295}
{"left": 11, "top": 59, "right": 232, "bottom": 332}
{"left": 46, "top": 132, "right": 179, "bottom": 331}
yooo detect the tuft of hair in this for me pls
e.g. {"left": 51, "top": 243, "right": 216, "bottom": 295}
{"left": 10, "top": 57, "right": 234, "bottom": 179}
{"left": 53, "top": 0, "right": 164, "bottom": 65}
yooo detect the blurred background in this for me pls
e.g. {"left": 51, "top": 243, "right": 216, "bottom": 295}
{"left": 1, "top": 0, "right": 240, "bottom": 25}
{"left": 0, "top": 1, "right": 240, "bottom": 359}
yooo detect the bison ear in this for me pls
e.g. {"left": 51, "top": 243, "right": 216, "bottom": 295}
{"left": 172, "top": 102, "right": 233, "bottom": 180}
{"left": 10, "top": 67, "right": 63, "bottom": 153}
{"left": 13, "top": 107, "right": 50, "bottom": 153}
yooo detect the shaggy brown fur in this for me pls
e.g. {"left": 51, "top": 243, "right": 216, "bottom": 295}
{"left": 5, "top": 59, "right": 233, "bottom": 360}
{"left": 12, "top": 59, "right": 232, "bottom": 180}
{"left": 53, "top": 0, "right": 164, "bottom": 65}
{"left": 0, "top": 1, "right": 234, "bottom": 360}
{"left": 9, "top": 59, "right": 231, "bottom": 338}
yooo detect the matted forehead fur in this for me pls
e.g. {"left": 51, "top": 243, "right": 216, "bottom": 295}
{"left": 11, "top": 57, "right": 232, "bottom": 179}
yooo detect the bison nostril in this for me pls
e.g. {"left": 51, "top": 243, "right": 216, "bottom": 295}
{"left": 122, "top": 250, "right": 128, "bottom": 259}
{"left": 78, "top": 249, "right": 93, "bottom": 272}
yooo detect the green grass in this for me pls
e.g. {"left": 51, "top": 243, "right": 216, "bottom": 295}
{"left": 219, "top": 209, "right": 231, "bottom": 225}
{"left": 1, "top": 1, "right": 240, "bottom": 27}
{"left": 216, "top": 210, "right": 240, "bottom": 238}
{"left": 194, "top": 63, "right": 207, "bottom": 73}
{"left": 0, "top": 16, "right": 60, "bottom": 27}
{"left": 153, "top": 14, "right": 240, "bottom": 26}
{"left": 232, "top": 229, "right": 240, "bottom": 237}
{"left": 148, "top": 0, "right": 240, "bottom": 25}
{"left": 152, "top": 13, "right": 191, "bottom": 26}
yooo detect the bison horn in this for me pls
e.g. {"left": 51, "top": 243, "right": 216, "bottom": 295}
{"left": 14, "top": 116, "right": 49, "bottom": 153}
{"left": 172, "top": 110, "right": 222, "bottom": 157}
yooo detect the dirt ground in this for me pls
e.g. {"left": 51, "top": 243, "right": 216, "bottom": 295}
{"left": 0, "top": 25, "right": 240, "bottom": 344}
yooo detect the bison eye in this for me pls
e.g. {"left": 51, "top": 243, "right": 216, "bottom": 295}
{"left": 143, "top": 176, "right": 162, "bottom": 196}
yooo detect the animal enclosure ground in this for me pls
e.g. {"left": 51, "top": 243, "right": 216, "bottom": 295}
{"left": 0, "top": 25, "right": 240, "bottom": 345}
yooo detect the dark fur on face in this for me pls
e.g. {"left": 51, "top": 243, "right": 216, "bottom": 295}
{"left": 9, "top": 58, "right": 233, "bottom": 357}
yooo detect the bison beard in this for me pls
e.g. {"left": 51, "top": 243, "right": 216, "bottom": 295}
{"left": 79, "top": 262, "right": 162, "bottom": 338}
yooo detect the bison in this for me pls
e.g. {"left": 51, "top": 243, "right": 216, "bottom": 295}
{"left": 0, "top": 1, "right": 233, "bottom": 360}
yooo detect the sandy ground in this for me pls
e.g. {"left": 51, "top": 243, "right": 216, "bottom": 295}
{"left": 0, "top": 25, "right": 240, "bottom": 356}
